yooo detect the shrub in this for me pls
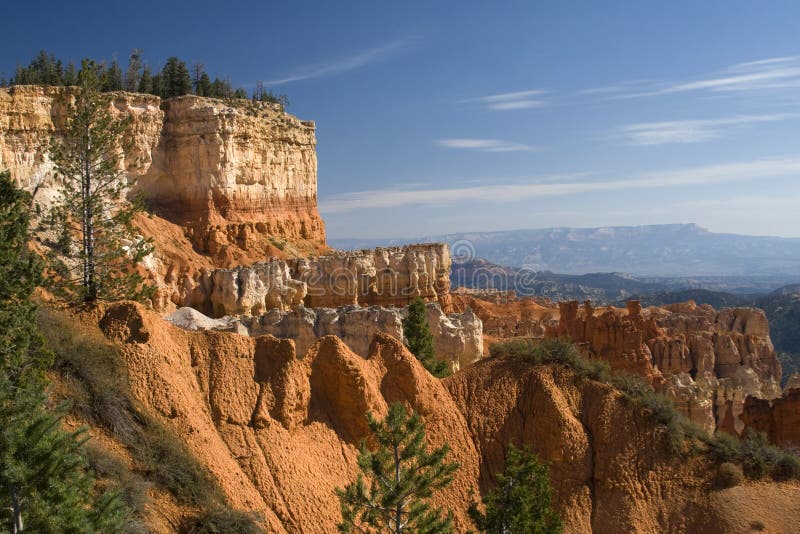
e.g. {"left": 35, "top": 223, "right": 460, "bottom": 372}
{"left": 739, "top": 431, "right": 782, "bottom": 479}
{"left": 706, "top": 431, "right": 741, "bottom": 464}
{"left": 181, "top": 508, "right": 263, "bottom": 534}
{"left": 716, "top": 462, "right": 744, "bottom": 488}
{"left": 490, "top": 338, "right": 611, "bottom": 381}
{"left": 774, "top": 453, "right": 800, "bottom": 481}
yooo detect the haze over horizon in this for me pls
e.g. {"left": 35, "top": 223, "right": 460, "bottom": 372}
{"left": 3, "top": 1, "right": 800, "bottom": 238}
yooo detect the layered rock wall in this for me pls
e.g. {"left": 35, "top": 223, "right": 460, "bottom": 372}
{"left": 0, "top": 85, "right": 326, "bottom": 256}
{"left": 545, "top": 299, "right": 783, "bottom": 434}
{"left": 172, "top": 244, "right": 453, "bottom": 315}
{"left": 546, "top": 300, "right": 663, "bottom": 383}
{"left": 288, "top": 245, "right": 452, "bottom": 311}
{"left": 167, "top": 302, "right": 483, "bottom": 372}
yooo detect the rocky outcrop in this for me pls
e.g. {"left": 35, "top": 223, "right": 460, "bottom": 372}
{"left": 0, "top": 85, "right": 327, "bottom": 259}
{"left": 737, "top": 386, "right": 800, "bottom": 448}
{"left": 167, "top": 301, "right": 483, "bottom": 372}
{"left": 175, "top": 259, "right": 308, "bottom": 317}
{"left": 653, "top": 302, "right": 780, "bottom": 381}
{"left": 288, "top": 245, "right": 452, "bottom": 311}
{"left": 451, "top": 292, "right": 557, "bottom": 345}
{"left": 546, "top": 300, "right": 662, "bottom": 383}
{"left": 97, "top": 302, "right": 480, "bottom": 533}
{"left": 168, "top": 244, "right": 453, "bottom": 315}
{"left": 83, "top": 301, "right": 800, "bottom": 533}
{"left": 537, "top": 298, "right": 785, "bottom": 436}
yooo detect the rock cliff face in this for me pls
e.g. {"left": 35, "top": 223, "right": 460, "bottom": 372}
{"left": 652, "top": 302, "right": 779, "bottom": 381}
{"left": 542, "top": 299, "right": 783, "bottom": 434}
{"left": 0, "top": 85, "right": 326, "bottom": 258}
{"left": 172, "top": 244, "right": 453, "bottom": 315}
{"left": 97, "top": 302, "right": 480, "bottom": 533}
{"left": 548, "top": 300, "right": 663, "bottom": 383}
{"left": 85, "top": 302, "right": 800, "bottom": 534}
{"left": 288, "top": 245, "right": 452, "bottom": 311}
{"left": 168, "top": 302, "right": 483, "bottom": 372}
{"left": 738, "top": 385, "right": 800, "bottom": 447}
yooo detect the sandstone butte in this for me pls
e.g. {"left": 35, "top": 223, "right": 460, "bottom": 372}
{"left": 3, "top": 85, "right": 800, "bottom": 532}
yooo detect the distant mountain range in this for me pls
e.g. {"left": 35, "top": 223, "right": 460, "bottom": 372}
{"left": 330, "top": 223, "right": 800, "bottom": 279}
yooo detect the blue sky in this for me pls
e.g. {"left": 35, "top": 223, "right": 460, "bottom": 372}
{"left": 3, "top": 1, "right": 800, "bottom": 238}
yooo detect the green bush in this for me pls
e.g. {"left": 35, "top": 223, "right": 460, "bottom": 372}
{"left": 774, "top": 452, "right": 800, "bottom": 480}
{"left": 490, "top": 338, "right": 610, "bottom": 381}
{"left": 706, "top": 431, "right": 741, "bottom": 464}
{"left": 716, "top": 462, "right": 744, "bottom": 488}
{"left": 181, "top": 508, "right": 263, "bottom": 534}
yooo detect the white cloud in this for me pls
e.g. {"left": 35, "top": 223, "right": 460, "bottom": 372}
{"left": 265, "top": 36, "right": 420, "bottom": 85}
{"left": 616, "top": 114, "right": 795, "bottom": 146}
{"left": 320, "top": 157, "right": 800, "bottom": 213}
{"left": 436, "top": 138, "right": 540, "bottom": 152}
{"left": 597, "top": 56, "right": 800, "bottom": 99}
{"left": 458, "top": 89, "right": 549, "bottom": 111}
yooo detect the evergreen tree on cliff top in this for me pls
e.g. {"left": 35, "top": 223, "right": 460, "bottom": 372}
{"left": 0, "top": 171, "right": 128, "bottom": 532}
{"left": 46, "top": 61, "right": 154, "bottom": 303}
{"left": 336, "top": 402, "right": 459, "bottom": 533}
{"left": 403, "top": 296, "right": 450, "bottom": 378}
{"left": 468, "top": 444, "right": 563, "bottom": 534}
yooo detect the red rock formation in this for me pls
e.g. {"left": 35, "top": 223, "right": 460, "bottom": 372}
{"left": 78, "top": 301, "right": 800, "bottom": 533}
{"left": 740, "top": 388, "right": 800, "bottom": 448}
{"left": 546, "top": 300, "right": 662, "bottom": 383}
{"left": 450, "top": 292, "right": 557, "bottom": 346}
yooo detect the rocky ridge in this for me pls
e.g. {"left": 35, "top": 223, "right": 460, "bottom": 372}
{"left": 80, "top": 301, "right": 800, "bottom": 533}
{"left": 166, "top": 301, "right": 483, "bottom": 372}
{"left": 167, "top": 243, "right": 453, "bottom": 315}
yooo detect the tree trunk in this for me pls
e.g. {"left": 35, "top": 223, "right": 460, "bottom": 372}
{"left": 10, "top": 486, "right": 23, "bottom": 534}
{"left": 394, "top": 442, "right": 402, "bottom": 534}
{"left": 82, "top": 144, "right": 97, "bottom": 302}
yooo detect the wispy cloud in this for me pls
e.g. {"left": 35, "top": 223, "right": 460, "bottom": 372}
{"left": 458, "top": 89, "right": 549, "bottom": 111}
{"left": 596, "top": 56, "right": 800, "bottom": 99}
{"left": 616, "top": 114, "right": 795, "bottom": 145}
{"left": 265, "top": 36, "right": 420, "bottom": 85}
{"left": 674, "top": 194, "right": 800, "bottom": 210}
{"left": 320, "top": 157, "right": 800, "bottom": 213}
{"left": 436, "top": 138, "right": 540, "bottom": 152}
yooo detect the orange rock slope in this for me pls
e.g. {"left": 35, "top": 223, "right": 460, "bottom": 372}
{"left": 66, "top": 302, "right": 800, "bottom": 533}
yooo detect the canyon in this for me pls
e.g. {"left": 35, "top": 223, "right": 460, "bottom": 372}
{"left": 3, "top": 85, "right": 800, "bottom": 532}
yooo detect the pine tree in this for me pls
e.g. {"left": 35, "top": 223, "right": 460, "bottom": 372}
{"left": 151, "top": 72, "right": 162, "bottom": 96}
{"left": 403, "top": 296, "right": 450, "bottom": 378}
{"left": 63, "top": 62, "right": 77, "bottom": 86}
{"left": 103, "top": 60, "right": 124, "bottom": 91}
{"left": 468, "top": 444, "right": 563, "bottom": 534}
{"left": 191, "top": 62, "right": 206, "bottom": 95}
{"left": 159, "top": 57, "right": 192, "bottom": 98}
{"left": 197, "top": 72, "right": 212, "bottom": 97}
{"left": 138, "top": 66, "right": 153, "bottom": 94}
{"left": 210, "top": 77, "right": 227, "bottom": 98}
{"left": 124, "top": 48, "right": 143, "bottom": 92}
{"left": 0, "top": 171, "right": 128, "bottom": 533}
{"left": 46, "top": 62, "right": 154, "bottom": 303}
{"left": 336, "top": 402, "right": 459, "bottom": 533}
